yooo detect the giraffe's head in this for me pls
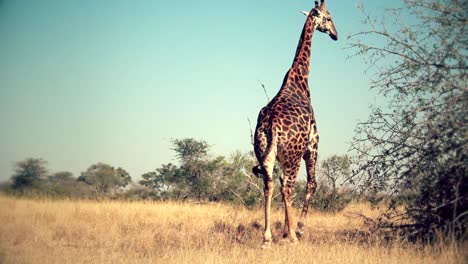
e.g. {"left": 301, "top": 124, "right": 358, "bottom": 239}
{"left": 303, "top": 0, "right": 338, "bottom": 41}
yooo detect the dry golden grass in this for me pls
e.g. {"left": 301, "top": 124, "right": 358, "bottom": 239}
{"left": 0, "top": 196, "right": 465, "bottom": 264}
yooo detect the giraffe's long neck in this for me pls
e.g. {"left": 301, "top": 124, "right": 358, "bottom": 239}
{"left": 272, "top": 15, "right": 315, "bottom": 102}
{"left": 274, "top": 15, "right": 317, "bottom": 101}
{"left": 290, "top": 15, "right": 316, "bottom": 82}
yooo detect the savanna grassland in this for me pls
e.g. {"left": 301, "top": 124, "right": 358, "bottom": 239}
{"left": 0, "top": 196, "right": 465, "bottom": 264}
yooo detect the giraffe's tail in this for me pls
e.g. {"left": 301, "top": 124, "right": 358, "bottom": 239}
{"left": 252, "top": 164, "right": 263, "bottom": 178}
{"left": 252, "top": 126, "right": 278, "bottom": 179}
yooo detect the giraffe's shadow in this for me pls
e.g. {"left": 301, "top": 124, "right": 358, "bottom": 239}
{"left": 211, "top": 220, "right": 302, "bottom": 246}
{"left": 211, "top": 219, "right": 390, "bottom": 246}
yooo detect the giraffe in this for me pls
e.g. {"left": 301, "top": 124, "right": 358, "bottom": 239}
{"left": 252, "top": 0, "right": 338, "bottom": 248}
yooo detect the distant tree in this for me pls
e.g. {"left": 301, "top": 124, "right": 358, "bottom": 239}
{"left": 116, "top": 167, "right": 132, "bottom": 187}
{"left": 11, "top": 158, "right": 48, "bottom": 190}
{"left": 139, "top": 138, "right": 211, "bottom": 200}
{"left": 222, "top": 151, "right": 263, "bottom": 206}
{"left": 171, "top": 138, "right": 210, "bottom": 166}
{"left": 45, "top": 171, "right": 85, "bottom": 198}
{"left": 320, "top": 155, "right": 352, "bottom": 193}
{"left": 140, "top": 163, "right": 184, "bottom": 199}
{"left": 48, "top": 171, "right": 74, "bottom": 183}
{"left": 140, "top": 171, "right": 161, "bottom": 190}
{"left": 141, "top": 139, "right": 264, "bottom": 203}
{"left": 319, "top": 155, "right": 354, "bottom": 211}
{"left": 171, "top": 138, "right": 212, "bottom": 200}
{"left": 171, "top": 139, "right": 265, "bottom": 202}
{"left": 348, "top": 0, "right": 467, "bottom": 239}
{"left": 78, "top": 163, "right": 131, "bottom": 195}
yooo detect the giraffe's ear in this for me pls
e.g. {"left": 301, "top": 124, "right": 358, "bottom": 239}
{"left": 300, "top": 11, "right": 310, "bottom": 16}
{"left": 320, "top": 0, "right": 327, "bottom": 10}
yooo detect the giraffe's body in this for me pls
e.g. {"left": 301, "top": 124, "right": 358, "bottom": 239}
{"left": 252, "top": 0, "right": 338, "bottom": 248}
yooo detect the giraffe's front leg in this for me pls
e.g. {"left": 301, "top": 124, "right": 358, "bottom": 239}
{"left": 280, "top": 176, "right": 290, "bottom": 238}
{"left": 282, "top": 182, "right": 298, "bottom": 244}
{"left": 297, "top": 142, "right": 318, "bottom": 237}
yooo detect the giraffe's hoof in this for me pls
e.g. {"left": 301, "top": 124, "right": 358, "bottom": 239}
{"left": 261, "top": 241, "right": 272, "bottom": 249}
{"left": 295, "top": 229, "right": 304, "bottom": 238}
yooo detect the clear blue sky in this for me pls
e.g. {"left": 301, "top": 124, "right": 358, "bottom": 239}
{"left": 0, "top": 0, "right": 401, "bottom": 181}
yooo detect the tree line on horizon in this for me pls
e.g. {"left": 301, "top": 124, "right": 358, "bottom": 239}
{"left": 0, "top": 137, "right": 355, "bottom": 213}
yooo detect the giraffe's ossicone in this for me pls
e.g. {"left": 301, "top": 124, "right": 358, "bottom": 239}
{"left": 252, "top": 0, "right": 338, "bottom": 249}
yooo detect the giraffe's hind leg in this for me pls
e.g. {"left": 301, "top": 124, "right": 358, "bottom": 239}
{"left": 252, "top": 128, "right": 278, "bottom": 248}
{"left": 297, "top": 140, "right": 318, "bottom": 237}
{"left": 260, "top": 144, "right": 277, "bottom": 249}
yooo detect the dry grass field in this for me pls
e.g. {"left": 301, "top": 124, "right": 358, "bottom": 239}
{"left": 0, "top": 195, "right": 465, "bottom": 264}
